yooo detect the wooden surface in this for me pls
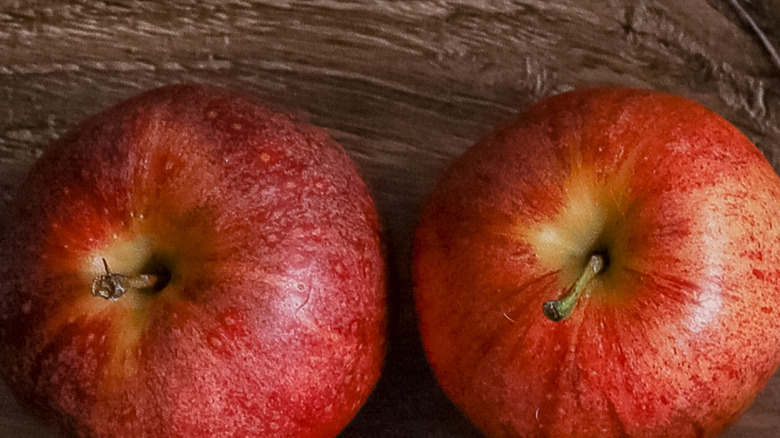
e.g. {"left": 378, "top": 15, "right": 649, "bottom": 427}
{"left": 1, "top": 1, "right": 779, "bottom": 436}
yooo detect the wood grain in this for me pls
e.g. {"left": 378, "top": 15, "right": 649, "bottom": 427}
{"left": 1, "top": 1, "right": 779, "bottom": 436}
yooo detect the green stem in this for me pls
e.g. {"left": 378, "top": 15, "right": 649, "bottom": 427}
{"left": 543, "top": 254, "right": 604, "bottom": 322}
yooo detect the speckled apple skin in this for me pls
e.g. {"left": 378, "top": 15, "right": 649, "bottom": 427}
{"left": 0, "top": 84, "right": 386, "bottom": 438}
{"left": 413, "top": 88, "right": 780, "bottom": 437}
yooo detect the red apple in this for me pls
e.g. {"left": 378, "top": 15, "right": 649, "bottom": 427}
{"left": 413, "top": 87, "right": 780, "bottom": 437}
{"left": 0, "top": 84, "right": 386, "bottom": 437}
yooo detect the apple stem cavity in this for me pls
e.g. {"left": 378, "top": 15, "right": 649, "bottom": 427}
{"left": 91, "top": 258, "right": 158, "bottom": 301}
{"left": 543, "top": 254, "right": 604, "bottom": 322}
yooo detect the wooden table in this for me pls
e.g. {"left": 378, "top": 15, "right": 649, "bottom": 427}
{"left": 1, "top": 1, "right": 779, "bottom": 436}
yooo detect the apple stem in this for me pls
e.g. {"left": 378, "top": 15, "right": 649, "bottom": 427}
{"left": 91, "top": 258, "right": 158, "bottom": 301}
{"left": 542, "top": 254, "right": 604, "bottom": 322}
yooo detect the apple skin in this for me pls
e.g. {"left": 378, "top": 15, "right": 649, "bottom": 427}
{"left": 413, "top": 87, "right": 780, "bottom": 437}
{"left": 0, "top": 84, "right": 386, "bottom": 438}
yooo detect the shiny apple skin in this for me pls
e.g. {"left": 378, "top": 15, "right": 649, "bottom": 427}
{"left": 0, "top": 84, "right": 386, "bottom": 438}
{"left": 413, "top": 88, "right": 780, "bottom": 437}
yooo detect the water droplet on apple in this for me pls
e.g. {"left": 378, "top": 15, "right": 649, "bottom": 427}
{"left": 209, "top": 336, "right": 223, "bottom": 349}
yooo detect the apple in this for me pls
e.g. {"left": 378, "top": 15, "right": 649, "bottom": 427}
{"left": 413, "top": 87, "right": 780, "bottom": 437}
{"left": 0, "top": 84, "right": 386, "bottom": 437}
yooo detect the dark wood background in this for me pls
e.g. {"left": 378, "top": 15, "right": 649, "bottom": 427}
{"left": 1, "top": 1, "right": 779, "bottom": 436}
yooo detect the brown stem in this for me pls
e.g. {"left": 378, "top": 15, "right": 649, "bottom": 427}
{"left": 543, "top": 254, "right": 604, "bottom": 322}
{"left": 91, "top": 258, "right": 157, "bottom": 301}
